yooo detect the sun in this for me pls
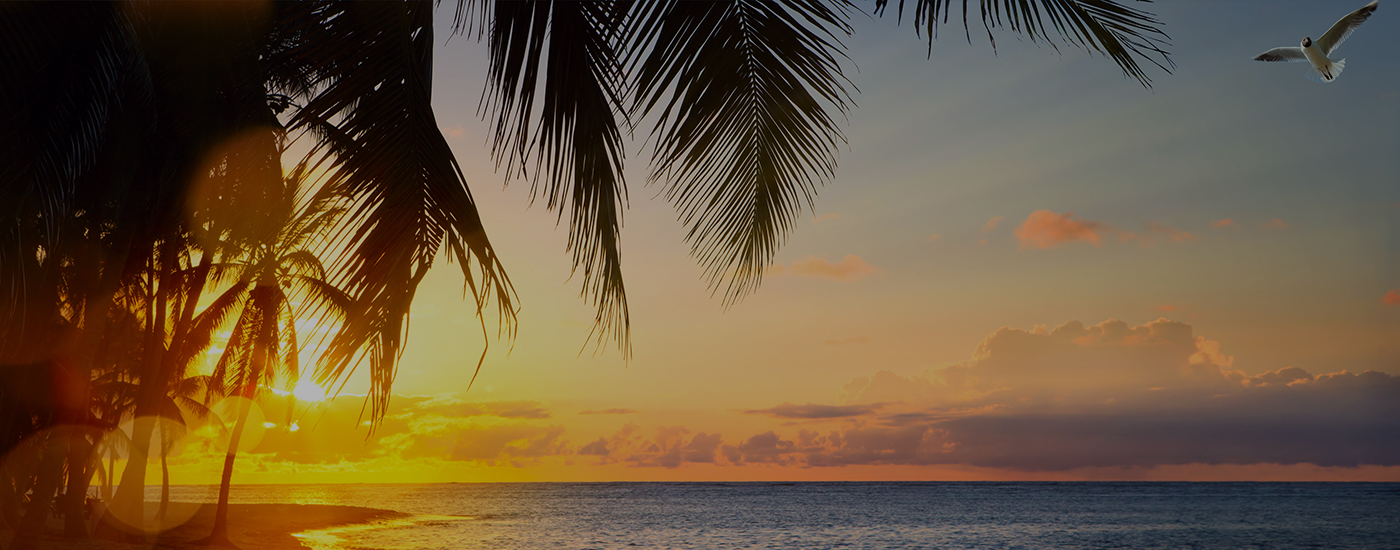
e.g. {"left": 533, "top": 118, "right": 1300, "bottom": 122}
{"left": 292, "top": 378, "right": 330, "bottom": 402}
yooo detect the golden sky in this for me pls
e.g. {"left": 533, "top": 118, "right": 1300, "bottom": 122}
{"left": 135, "top": 1, "right": 1400, "bottom": 484}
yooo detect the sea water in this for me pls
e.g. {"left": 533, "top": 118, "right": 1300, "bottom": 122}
{"left": 158, "top": 482, "right": 1400, "bottom": 549}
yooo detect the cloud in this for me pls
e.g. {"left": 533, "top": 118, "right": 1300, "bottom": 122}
{"left": 811, "top": 213, "right": 843, "bottom": 225}
{"left": 1127, "top": 222, "right": 1197, "bottom": 246}
{"left": 167, "top": 323, "right": 1399, "bottom": 477}
{"left": 733, "top": 431, "right": 799, "bottom": 465}
{"left": 1259, "top": 219, "right": 1289, "bottom": 230}
{"left": 440, "top": 124, "right": 465, "bottom": 139}
{"left": 769, "top": 255, "right": 882, "bottom": 282}
{"left": 579, "top": 408, "right": 637, "bottom": 415}
{"left": 1211, "top": 219, "right": 1234, "bottom": 229}
{"left": 1014, "top": 210, "right": 1110, "bottom": 249}
{"left": 927, "top": 234, "right": 941, "bottom": 242}
{"left": 1156, "top": 305, "right": 1177, "bottom": 312}
{"left": 174, "top": 394, "right": 573, "bottom": 468}
{"left": 594, "top": 425, "right": 729, "bottom": 468}
{"left": 754, "top": 319, "right": 1400, "bottom": 470}
{"left": 980, "top": 216, "right": 1004, "bottom": 234}
{"left": 579, "top": 437, "right": 609, "bottom": 456}
{"left": 1382, "top": 291, "right": 1400, "bottom": 306}
{"left": 1014, "top": 211, "right": 1200, "bottom": 250}
{"left": 744, "top": 403, "right": 883, "bottom": 420}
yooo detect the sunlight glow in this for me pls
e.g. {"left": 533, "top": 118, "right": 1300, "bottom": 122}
{"left": 293, "top": 379, "right": 330, "bottom": 402}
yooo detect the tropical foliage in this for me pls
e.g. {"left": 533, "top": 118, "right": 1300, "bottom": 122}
{"left": 0, "top": 0, "right": 1170, "bottom": 545}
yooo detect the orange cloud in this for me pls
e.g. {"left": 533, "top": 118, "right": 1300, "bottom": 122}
{"left": 769, "top": 255, "right": 881, "bottom": 282}
{"left": 1119, "top": 223, "right": 1199, "bottom": 247}
{"left": 980, "top": 216, "right": 1004, "bottom": 234}
{"left": 1211, "top": 219, "right": 1234, "bottom": 229}
{"left": 926, "top": 233, "right": 941, "bottom": 242}
{"left": 811, "top": 213, "right": 843, "bottom": 225}
{"left": 1014, "top": 210, "right": 1110, "bottom": 249}
{"left": 1259, "top": 218, "right": 1289, "bottom": 230}
{"left": 440, "top": 124, "right": 465, "bottom": 138}
{"left": 1150, "top": 222, "right": 1198, "bottom": 243}
{"left": 579, "top": 408, "right": 637, "bottom": 415}
{"left": 1382, "top": 290, "right": 1400, "bottom": 306}
{"left": 1156, "top": 305, "right": 1177, "bottom": 312}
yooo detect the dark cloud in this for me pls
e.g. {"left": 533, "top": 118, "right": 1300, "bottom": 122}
{"left": 740, "top": 320, "right": 1400, "bottom": 471}
{"left": 734, "top": 431, "right": 797, "bottom": 464}
{"left": 744, "top": 402, "right": 883, "bottom": 420}
{"left": 579, "top": 437, "right": 609, "bottom": 456}
{"left": 684, "top": 433, "right": 723, "bottom": 463}
{"left": 932, "top": 380, "right": 1400, "bottom": 470}
{"left": 751, "top": 375, "right": 1400, "bottom": 470}
{"left": 619, "top": 427, "right": 729, "bottom": 469}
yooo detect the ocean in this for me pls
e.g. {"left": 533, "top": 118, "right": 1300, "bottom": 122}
{"left": 157, "top": 482, "right": 1400, "bottom": 549}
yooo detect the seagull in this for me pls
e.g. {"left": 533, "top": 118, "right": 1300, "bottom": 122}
{"left": 1253, "top": 1, "right": 1379, "bottom": 82}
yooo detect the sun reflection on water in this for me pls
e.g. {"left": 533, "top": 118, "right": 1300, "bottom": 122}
{"left": 293, "top": 515, "right": 473, "bottom": 550}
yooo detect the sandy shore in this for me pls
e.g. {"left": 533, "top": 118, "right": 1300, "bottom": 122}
{"left": 2, "top": 502, "right": 405, "bottom": 550}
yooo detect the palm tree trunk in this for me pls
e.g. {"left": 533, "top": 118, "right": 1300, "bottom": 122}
{"left": 10, "top": 426, "right": 70, "bottom": 550}
{"left": 63, "top": 223, "right": 135, "bottom": 538}
{"left": 99, "top": 244, "right": 174, "bottom": 540}
{"left": 104, "top": 446, "right": 114, "bottom": 501}
{"left": 157, "top": 451, "right": 169, "bottom": 522}
{"left": 0, "top": 464, "right": 21, "bottom": 529}
{"left": 201, "top": 387, "right": 253, "bottom": 547}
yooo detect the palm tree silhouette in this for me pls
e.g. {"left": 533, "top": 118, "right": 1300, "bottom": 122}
{"left": 184, "top": 177, "right": 348, "bottom": 547}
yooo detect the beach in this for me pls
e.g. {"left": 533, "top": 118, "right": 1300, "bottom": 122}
{"left": 1, "top": 503, "right": 403, "bottom": 550}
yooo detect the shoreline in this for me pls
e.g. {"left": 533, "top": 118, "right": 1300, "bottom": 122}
{"left": 2, "top": 502, "right": 405, "bottom": 550}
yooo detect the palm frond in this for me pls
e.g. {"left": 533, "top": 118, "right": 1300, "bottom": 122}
{"left": 177, "top": 281, "right": 250, "bottom": 371}
{"left": 209, "top": 299, "right": 258, "bottom": 397}
{"left": 483, "top": 0, "right": 633, "bottom": 355}
{"left": 280, "top": 305, "right": 299, "bottom": 389}
{"left": 278, "top": 249, "right": 328, "bottom": 281}
{"left": 0, "top": 2, "right": 135, "bottom": 242}
{"left": 871, "top": 0, "right": 1173, "bottom": 86}
{"left": 276, "top": 1, "right": 516, "bottom": 424}
{"left": 629, "top": 0, "right": 854, "bottom": 303}
{"left": 290, "top": 274, "right": 352, "bottom": 320}
{"left": 449, "top": 0, "right": 493, "bottom": 39}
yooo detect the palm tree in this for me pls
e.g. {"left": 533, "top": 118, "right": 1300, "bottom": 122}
{"left": 89, "top": 368, "right": 137, "bottom": 503}
{"left": 155, "top": 373, "right": 217, "bottom": 522}
{"left": 3, "top": 1, "right": 1172, "bottom": 542}
{"left": 184, "top": 176, "right": 349, "bottom": 547}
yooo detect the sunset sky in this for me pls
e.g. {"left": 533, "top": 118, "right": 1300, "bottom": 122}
{"left": 147, "top": 0, "right": 1400, "bottom": 485}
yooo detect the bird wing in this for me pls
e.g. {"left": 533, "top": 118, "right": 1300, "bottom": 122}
{"left": 1253, "top": 47, "right": 1308, "bottom": 62}
{"left": 1318, "top": 1, "right": 1379, "bottom": 55}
